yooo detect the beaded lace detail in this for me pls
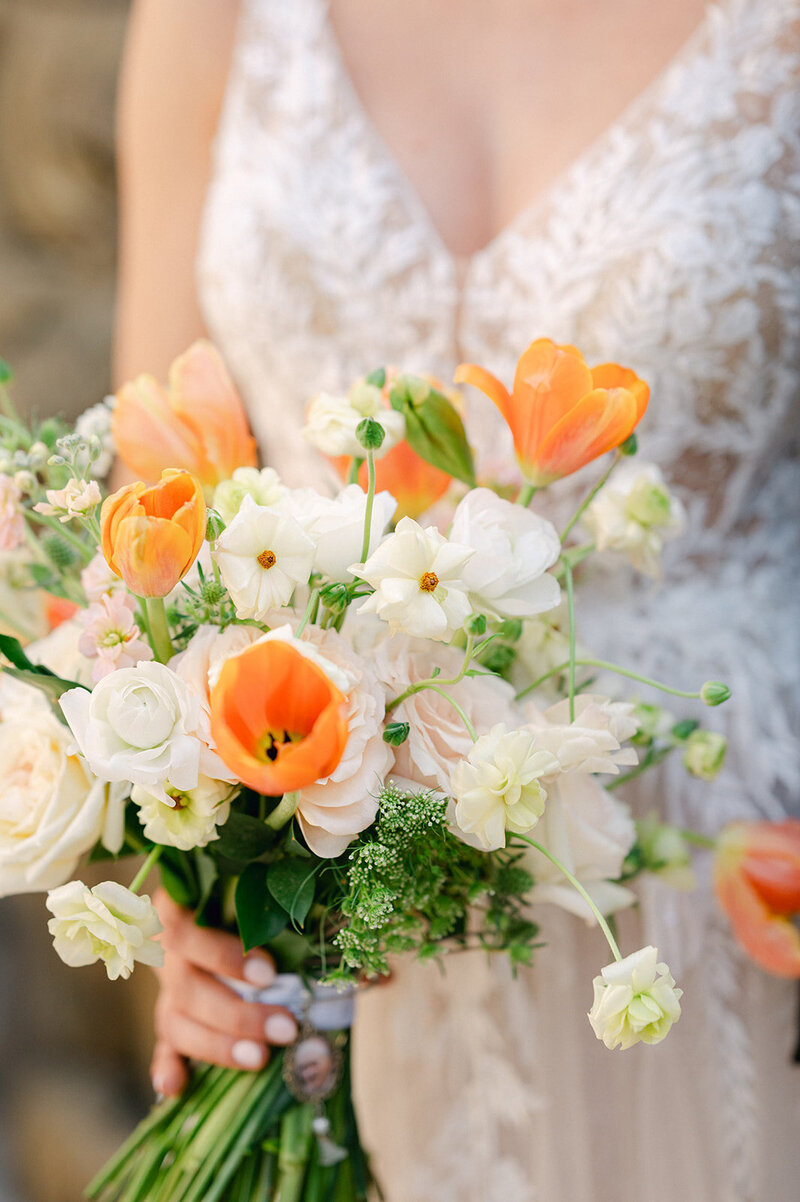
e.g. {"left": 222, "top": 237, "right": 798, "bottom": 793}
{"left": 198, "top": 1, "right": 800, "bottom": 1198}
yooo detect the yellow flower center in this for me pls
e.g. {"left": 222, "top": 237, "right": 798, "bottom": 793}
{"left": 257, "top": 549, "right": 277, "bottom": 570}
{"left": 255, "top": 728, "right": 302, "bottom": 764}
{"left": 419, "top": 571, "right": 439, "bottom": 592}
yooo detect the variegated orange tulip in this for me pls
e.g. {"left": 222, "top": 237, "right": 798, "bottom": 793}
{"left": 335, "top": 439, "right": 451, "bottom": 521}
{"left": 714, "top": 820, "right": 800, "bottom": 978}
{"left": 113, "top": 341, "right": 257, "bottom": 493}
{"left": 455, "top": 338, "right": 649, "bottom": 486}
{"left": 101, "top": 470, "right": 206, "bottom": 598}
{"left": 210, "top": 639, "right": 348, "bottom": 795}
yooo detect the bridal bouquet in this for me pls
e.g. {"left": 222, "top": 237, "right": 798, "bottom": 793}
{"left": 0, "top": 337, "right": 763, "bottom": 1202}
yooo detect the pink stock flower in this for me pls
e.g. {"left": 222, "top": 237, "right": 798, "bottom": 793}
{"left": 80, "top": 551, "right": 128, "bottom": 602}
{"left": 0, "top": 474, "right": 25, "bottom": 551}
{"left": 78, "top": 593, "right": 153, "bottom": 682}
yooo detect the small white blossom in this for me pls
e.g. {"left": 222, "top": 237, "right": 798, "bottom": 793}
{"left": 212, "top": 467, "right": 286, "bottom": 525}
{"left": 34, "top": 478, "right": 102, "bottom": 522}
{"left": 450, "top": 724, "right": 559, "bottom": 851}
{"left": 581, "top": 461, "right": 685, "bottom": 578}
{"left": 279, "top": 484, "right": 396, "bottom": 582}
{"left": 133, "top": 776, "right": 234, "bottom": 850}
{"left": 74, "top": 397, "right": 116, "bottom": 478}
{"left": 351, "top": 516, "right": 474, "bottom": 641}
{"left": 683, "top": 729, "right": 727, "bottom": 781}
{"left": 212, "top": 493, "right": 315, "bottom": 619}
{"left": 302, "top": 384, "right": 405, "bottom": 459}
{"left": 46, "top": 879, "right": 163, "bottom": 980}
{"left": 588, "top": 946, "right": 682, "bottom": 1050}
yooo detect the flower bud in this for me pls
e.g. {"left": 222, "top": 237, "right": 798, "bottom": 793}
{"left": 41, "top": 532, "right": 79, "bottom": 569}
{"left": 465, "top": 612, "right": 487, "bottom": 636}
{"left": 701, "top": 680, "right": 731, "bottom": 706}
{"left": 683, "top": 730, "right": 727, "bottom": 781}
{"left": 205, "top": 508, "right": 227, "bottom": 542}
{"left": 48, "top": 455, "right": 66, "bottom": 467}
{"left": 28, "top": 441, "right": 49, "bottom": 468}
{"left": 619, "top": 433, "right": 638, "bottom": 456}
{"left": 356, "top": 417, "right": 386, "bottom": 451}
{"left": 365, "top": 367, "right": 386, "bottom": 389}
{"left": 13, "top": 470, "right": 36, "bottom": 494}
{"left": 320, "top": 581, "right": 351, "bottom": 613}
{"left": 383, "top": 721, "right": 410, "bottom": 747}
{"left": 670, "top": 718, "right": 700, "bottom": 742}
{"left": 199, "top": 579, "right": 227, "bottom": 606}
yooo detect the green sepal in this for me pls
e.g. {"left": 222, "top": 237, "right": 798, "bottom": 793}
{"left": 235, "top": 863, "right": 289, "bottom": 951}
{"left": 389, "top": 376, "right": 476, "bottom": 486}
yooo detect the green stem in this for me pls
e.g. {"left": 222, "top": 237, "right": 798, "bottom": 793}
{"left": 347, "top": 456, "right": 364, "bottom": 486}
{"left": 295, "top": 587, "right": 320, "bottom": 638}
{"left": 560, "top": 452, "right": 620, "bottom": 544}
{"left": 564, "top": 561, "right": 577, "bottom": 722}
{"left": 26, "top": 509, "right": 94, "bottom": 562}
{"left": 266, "top": 791, "right": 300, "bottom": 830}
{"left": 386, "top": 633, "right": 475, "bottom": 713}
{"left": 517, "top": 482, "right": 537, "bottom": 507}
{"left": 144, "top": 596, "right": 175, "bottom": 663}
{"left": 0, "top": 382, "right": 21, "bottom": 424}
{"left": 130, "top": 845, "right": 163, "bottom": 894}
{"left": 412, "top": 683, "right": 477, "bottom": 741}
{"left": 515, "top": 835, "right": 622, "bottom": 961}
{"left": 360, "top": 448, "right": 376, "bottom": 564}
{"left": 605, "top": 744, "right": 674, "bottom": 791}
{"left": 515, "top": 656, "right": 706, "bottom": 703}
{"left": 680, "top": 828, "right": 717, "bottom": 850}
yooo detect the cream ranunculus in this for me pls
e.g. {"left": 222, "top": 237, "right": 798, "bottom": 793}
{"left": 278, "top": 484, "right": 397, "bottom": 583}
{"left": 211, "top": 466, "right": 286, "bottom": 524}
{"left": 450, "top": 724, "right": 559, "bottom": 851}
{"left": 132, "top": 776, "right": 234, "bottom": 851}
{"left": 46, "top": 879, "right": 164, "bottom": 980}
{"left": 588, "top": 945, "right": 682, "bottom": 1050}
{"left": 581, "top": 460, "right": 685, "bottom": 578}
{"left": 212, "top": 493, "right": 315, "bottom": 619}
{"left": 526, "top": 772, "right": 637, "bottom": 921}
{"left": 352, "top": 517, "right": 474, "bottom": 641}
{"left": 60, "top": 661, "right": 228, "bottom": 803}
{"left": 449, "top": 488, "right": 561, "bottom": 619}
{"left": 683, "top": 729, "right": 727, "bottom": 781}
{"left": 0, "top": 679, "right": 124, "bottom": 896}
{"left": 526, "top": 694, "right": 639, "bottom": 776}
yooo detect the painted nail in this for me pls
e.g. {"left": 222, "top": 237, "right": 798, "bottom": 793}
{"left": 232, "top": 1039, "right": 265, "bottom": 1070}
{"left": 265, "top": 1013, "right": 298, "bottom": 1045}
{"left": 243, "top": 955, "right": 275, "bottom": 988}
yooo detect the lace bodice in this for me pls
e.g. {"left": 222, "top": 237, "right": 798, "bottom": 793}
{"left": 198, "top": 2, "right": 800, "bottom": 1199}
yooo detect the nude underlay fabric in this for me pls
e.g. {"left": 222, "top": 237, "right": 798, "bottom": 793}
{"left": 197, "top": 1, "right": 800, "bottom": 1197}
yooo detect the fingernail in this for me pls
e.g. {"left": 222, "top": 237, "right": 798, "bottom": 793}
{"left": 151, "top": 1071, "right": 167, "bottom": 1097}
{"left": 265, "top": 1013, "right": 298, "bottom": 1045}
{"left": 232, "top": 1039, "right": 265, "bottom": 1070}
{"left": 243, "top": 955, "right": 275, "bottom": 988}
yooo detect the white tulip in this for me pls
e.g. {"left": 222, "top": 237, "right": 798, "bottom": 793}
{"left": 212, "top": 493, "right": 315, "bottom": 619}
{"left": 46, "top": 879, "right": 164, "bottom": 981}
{"left": 588, "top": 945, "right": 682, "bottom": 1050}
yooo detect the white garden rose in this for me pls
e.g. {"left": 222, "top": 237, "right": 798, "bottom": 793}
{"left": 132, "top": 776, "right": 234, "bottom": 851}
{"left": 278, "top": 485, "right": 397, "bottom": 582}
{"left": 213, "top": 494, "right": 315, "bottom": 619}
{"left": 0, "top": 678, "right": 124, "bottom": 896}
{"left": 60, "top": 661, "right": 230, "bottom": 803}
{"left": 449, "top": 488, "right": 561, "bottom": 619}
{"left": 526, "top": 694, "right": 639, "bottom": 776}
{"left": 46, "top": 879, "right": 164, "bottom": 980}
{"left": 588, "top": 945, "right": 682, "bottom": 1050}
{"left": 526, "top": 772, "right": 637, "bottom": 921}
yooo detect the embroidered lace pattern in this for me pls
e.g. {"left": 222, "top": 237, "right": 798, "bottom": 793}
{"left": 198, "top": 1, "right": 800, "bottom": 1198}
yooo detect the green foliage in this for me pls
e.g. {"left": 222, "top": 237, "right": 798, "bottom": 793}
{"left": 267, "top": 858, "right": 318, "bottom": 927}
{"left": 389, "top": 375, "right": 476, "bottom": 486}
{"left": 235, "top": 864, "right": 289, "bottom": 951}
{"left": 0, "top": 632, "right": 86, "bottom": 708}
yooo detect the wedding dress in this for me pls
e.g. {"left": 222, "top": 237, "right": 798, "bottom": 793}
{"left": 197, "top": 1, "right": 800, "bottom": 1198}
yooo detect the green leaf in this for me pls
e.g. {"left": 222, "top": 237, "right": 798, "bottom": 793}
{"left": 212, "top": 810, "right": 275, "bottom": 862}
{"left": 235, "top": 863, "right": 289, "bottom": 951}
{"left": 390, "top": 377, "right": 476, "bottom": 486}
{"left": 159, "top": 851, "right": 199, "bottom": 909}
{"left": 0, "top": 663, "right": 86, "bottom": 708}
{"left": 0, "top": 358, "right": 12, "bottom": 385}
{"left": 267, "top": 858, "right": 317, "bottom": 927}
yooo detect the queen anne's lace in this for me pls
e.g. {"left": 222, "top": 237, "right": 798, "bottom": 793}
{"left": 198, "top": 1, "right": 800, "bottom": 1198}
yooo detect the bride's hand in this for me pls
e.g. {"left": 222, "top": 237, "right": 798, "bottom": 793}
{"left": 150, "top": 888, "right": 299, "bottom": 1097}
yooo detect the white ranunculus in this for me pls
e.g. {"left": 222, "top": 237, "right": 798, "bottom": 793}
{"left": 132, "top": 776, "right": 234, "bottom": 851}
{"left": 60, "top": 661, "right": 228, "bottom": 803}
{"left": 212, "top": 466, "right": 286, "bottom": 525}
{"left": 213, "top": 494, "right": 315, "bottom": 619}
{"left": 526, "top": 772, "right": 637, "bottom": 921}
{"left": 292, "top": 626, "right": 392, "bottom": 857}
{"left": 526, "top": 694, "right": 639, "bottom": 776}
{"left": 46, "top": 879, "right": 164, "bottom": 980}
{"left": 0, "top": 678, "right": 124, "bottom": 896}
{"left": 581, "top": 461, "right": 685, "bottom": 578}
{"left": 588, "top": 945, "right": 682, "bottom": 1050}
{"left": 302, "top": 386, "right": 405, "bottom": 459}
{"left": 449, "top": 488, "right": 561, "bottom": 619}
{"left": 278, "top": 484, "right": 397, "bottom": 582}
{"left": 352, "top": 516, "right": 474, "bottom": 641}
{"left": 450, "top": 724, "right": 559, "bottom": 851}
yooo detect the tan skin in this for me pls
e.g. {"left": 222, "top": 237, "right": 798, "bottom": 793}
{"left": 118, "top": 0, "right": 709, "bottom": 1095}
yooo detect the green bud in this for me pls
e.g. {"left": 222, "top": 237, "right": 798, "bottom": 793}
{"left": 683, "top": 730, "right": 727, "bottom": 781}
{"left": 670, "top": 718, "right": 700, "bottom": 743}
{"left": 465, "top": 613, "right": 487, "bottom": 636}
{"left": 41, "top": 532, "right": 79, "bottom": 569}
{"left": 0, "top": 358, "right": 13, "bottom": 384}
{"left": 636, "top": 813, "right": 694, "bottom": 886}
{"left": 320, "top": 581, "right": 351, "bottom": 613}
{"left": 700, "top": 681, "right": 731, "bottom": 706}
{"left": 205, "top": 509, "right": 227, "bottom": 542}
{"left": 199, "top": 579, "right": 227, "bottom": 605}
{"left": 356, "top": 417, "right": 386, "bottom": 450}
{"left": 37, "top": 419, "right": 63, "bottom": 449}
{"left": 383, "top": 721, "right": 410, "bottom": 747}
{"left": 498, "top": 617, "right": 523, "bottom": 642}
{"left": 624, "top": 480, "right": 673, "bottom": 528}
{"left": 619, "top": 433, "right": 638, "bottom": 456}
{"left": 48, "top": 455, "right": 66, "bottom": 468}
{"left": 480, "top": 642, "right": 517, "bottom": 673}
{"left": 365, "top": 367, "right": 386, "bottom": 389}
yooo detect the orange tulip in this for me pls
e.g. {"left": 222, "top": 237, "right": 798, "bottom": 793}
{"left": 334, "top": 439, "right": 451, "bottom": 521}
{"left": 113, "top": 341, "right": 257, "bottom": 493}
{"left": 45, "top": 595, "right": 79, "bottom": 630}
{"left": 714, "top": 820, "right": 800, "bottom": 978}
{"left": 210, "top": 639, "right": 348, "bottom": 795}
{"left": 455, "top": 338, "right": 649, "bottom": 486}
{"left": 101, "top": 470, "right": 206, "bottom": 598}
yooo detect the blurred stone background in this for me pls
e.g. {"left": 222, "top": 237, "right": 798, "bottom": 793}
{"left": 0, "top": 4, "right": 157, "bottom": 1201}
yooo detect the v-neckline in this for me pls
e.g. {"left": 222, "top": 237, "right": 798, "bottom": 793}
{"left": 319, "top": 0, "right": 723, "bottom": 273}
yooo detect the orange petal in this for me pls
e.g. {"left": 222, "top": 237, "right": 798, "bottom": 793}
{"left": 510, "top": 340, "right": 593, "bottom": 461}
{"left": 590, "top": 363, "right": 650, "bottom": 420}
{"left": 454, "top": 363, "right": 513, "bottom": 424}
{"left": 113, "top": 376, "right": 212, "bottom": 483}
{"left": 715, "top": 850, "right": 800, "bottom": 978}
{"left": 739, "top": 820, "right": 800, "bottom": 916}
{"left": 113, "top": 515, "right": 196, "bottom": 598}
{"left": 531, "top": 386, "right": 640, "bottom": 483}
{"left": 169, "top": 341, "right": 257, "bottom": 482}
{"left": 100, "top": 482, "right": 145, "bottom": 577}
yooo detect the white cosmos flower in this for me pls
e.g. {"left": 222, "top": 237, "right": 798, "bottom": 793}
{"left": 351, "top": 516, "right": 474, "bottom": 641}
{"left": 449, "top": 488, "right": 561, "bottom": 618}
{"left": 588, "top": 945, "right": 682, "bottom": 1050}
{"left": 132, "top": 776, "right": 234, "bottom": 851}
{"left": 212, "top": 493, "right": 315, "bottom": 619}
{"left": 302, "top": 384, "right": 405, "bottom": 459}
{"left": 450, "top": 724, "right": 559, "bottom": 851}
{"left": 46, "top": 879, "right": 164, "bottom": 980}
{"left": 581, "top": 461, "right": 685, "bottom": 578}
{"left": 278, "top": 485, "right": 396, "bottom": 582}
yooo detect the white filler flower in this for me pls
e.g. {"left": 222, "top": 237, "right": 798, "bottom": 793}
{"left": 132, "top": 777, "right": 234, "bottom": 851}
{"left": 449, "top": 488, "right": 561, "bottom": 618}
{"left": 588, "top": 945, "right": 682, "bottom": 1050}
{"left": 450, "top": 724, "right": 559, "bottom": 851}
{"left": 213, "top": 493, "right": 315, "bottom": 619}
{"left": 352, "top": 516, "right": 474, "bottom": 641}
{"left": 46, "top": 879, "right": 164, "bottom": 980}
